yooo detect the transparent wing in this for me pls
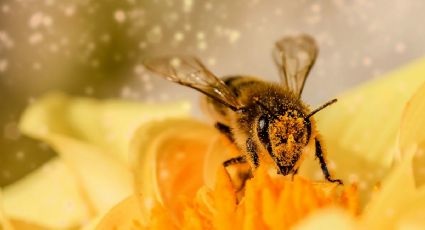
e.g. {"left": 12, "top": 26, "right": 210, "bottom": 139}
{"left": 273, "top": 35, "right": 318, "bottom": 98}
{"left": 144, "top": 56, "right": 243, "bottom": 111}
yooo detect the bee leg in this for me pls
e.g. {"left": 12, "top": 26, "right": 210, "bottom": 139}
{"left": 222, "top": 155, "right": 252, "bottom": 199}
{"left": 246, "top": 137, "right": 260, "bottom": 168}
{"left": 315, "top": 138, "right": 343, "bottom": 185}
{"left": 215, "top": 122, "right": 234, "bottom": 142}
{"left": 223, "top": 155, "right": 246, "bottom": 167}
{"left": 291, "top": 169, "right": 299, "bottom": 181}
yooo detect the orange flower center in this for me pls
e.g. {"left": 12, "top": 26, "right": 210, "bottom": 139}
{"left": 145, "top": 166, "right": 359, "bottom": 230}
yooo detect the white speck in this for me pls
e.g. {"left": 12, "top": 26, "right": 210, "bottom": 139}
{"left": 64, "top": 6, "right": 75, "bottom": 16}
{"left": 2, "top": 170, "right": 11, "bottom": 179}
{"left": 140, "top": 74, "right": 150, "bottom": 82}
{"left": 0, "top": 31, "right": 14, "bottom": 48}
{"left": 29, "top": 32, "right": 44, "bottom": 44}
{"left": 395, "top": 42, "right": 406, "bottom": 53}
{"left": 0, "top": 59, "right": 8, "bottom": 72}
{"left": 32, "top": 62, "right": 42, "bottom": 70}
{"left": 114, "top": 10, "right": 126, "bottom": 23}
{"left": 4, "top": 122, "right": 20, "bottom": 140}
{"left": 328, "top": 161, "right": 336, "bottom": 170}
{"left": 416, "top": 148, "right": 425, "bottom": 157}
{"left": 197, "top": 41, "right": 207, "bottom": 50}
{"left": 159, "top": 169, "right": 170, "bottom": 180}
{"left": 311, "top": 3, "right": 321, "bottom": 13}
{"left": 358, "top": 181, "right": 367, "bottom": 190}
{"left": 84, "top": 86, "right": 94, "bottom": 95}
{"left": 144, "top": 83, "right": 153, "bottom": 92}
{"left": 207, "top": 57, "right": 216, "bottom": 66}
{"left": 362, "top": 56, "right": 372, "bottom": 67}
{"left": 144, "top": 197, "right": 155, "bottom": 210}
{"left": 159, "top": 93, "right": 169, "bottom": 101}
{"left": 44, "top": 0, "right": 54, "bottom": 6}
{"left": 121, "top": 86, "right": 132, "bottom": 98}
{"left": 228, "top": 30, "right": 240, "bottom": 43}
{"left": 16, "top": 151, "right": 25, "bottom": 160}
{"left": 305, "top": 15, "right": 322, "bottom": 25}
{"left": 100, "top": 34, "right": 111, "bottom": 43}
{"left": 114, "top": 54, "right": 122, "bottom": 61}
{"left": 183, "top": 0, "right": 193, "bottom": 12}
{"left": 138, "top": 41, "right": 147, "bottom": 49}
{"left": 28, "top": 97, "right": 36, "bottom": 104}
{"left": 2, "top": 4, "right": 10, "bottom": 13}
{"left": 60, "top": 37, "right": 69, "bottom": 45}
{"left": 91, "top": 59, "right": 99, "bottom": 68}
{"left": 175, "top": 152, "right": 185, "bottom": 160}
{"left": 43, "top": 15, "right": 53, "bottom": 27}
{"left": 184, "top": 24, "right": 191, "bottom": 31}
{"left": 170, "top": 57, "right": 181, "bottom": 68}
{"left": 146, "top": 26, "right": 162, "bottom": 43}
{"left": 197, "top": 31, "right": 205, "bottom": 40}
{"left": 134, "top": 64, "right": 145, "bottom": 75}
{"left": 385, "top": 208, "right": 395, "bottom": 217}
{"left": 49, "top": 43, "right": 59, "bottom": 52}
{"left": 204, "top": 2, "right": 213, "bottom": 10}
{"left": 87, "top": 42, "right": 96, "bottom": 51}
{"left": 28, "top": 12, "right": 44, "bottom": 29}
{"left": 174, "top": 31, "right": 184, "bottom": 42}
{"left": 348, "top": 173, "right": 359, "bottom": 183}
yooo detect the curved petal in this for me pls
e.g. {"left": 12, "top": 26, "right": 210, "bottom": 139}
{"left": 2, "top": 158, "right": 91, "bottom": 228}
{"left": 95, "top": 195, "right": 145, "bottom": 230}
{"left": 12, "top": 93, "right": 191, "bottom": 228}
{"left": 129, "top": 119, "right": 219, "bottom": 224}
{"left": 300, "top": 58, "right": 425, "bottom": 204}
{"left": 19, "top": 92, "right": 191, "bottom": 163}
{"left": 399, "top": 81, "right": 425, "bottom": 186}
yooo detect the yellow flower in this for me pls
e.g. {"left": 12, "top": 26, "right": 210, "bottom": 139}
{"left": 1, "top": 57, "right": 425, "bottom": 230}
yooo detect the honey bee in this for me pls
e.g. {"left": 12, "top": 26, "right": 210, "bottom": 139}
{"left": 145, "top": 34, "right": 342, "bottom": 184}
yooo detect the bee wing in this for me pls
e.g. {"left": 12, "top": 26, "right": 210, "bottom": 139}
{"left": 144, "top": 56, "right": 243, "bottom": 110}
{"left": 273, "top": 35, "right": 318, "bottom": 98}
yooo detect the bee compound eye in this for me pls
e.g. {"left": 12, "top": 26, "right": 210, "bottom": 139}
{"left": 257, "top": 115, "right": 271, "bottom": 147}
{"left": 259, "top": 117, "right": 266, "bottom": 129}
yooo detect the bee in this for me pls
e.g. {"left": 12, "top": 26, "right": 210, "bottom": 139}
{"left": 145, "top": 34, "right": 342, "bottom": 184}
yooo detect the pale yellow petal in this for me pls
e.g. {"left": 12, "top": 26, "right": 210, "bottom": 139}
{"left": 360, "top": 151, "right": 416, "bottom": 229}
{"left": 300, "top": 58, "right": 425, "bottom": 202}
{"left": 399, "top": 81, "right": 425, "bottom": 186}
{"left": 95, "top": 195, "right": 144, "bottom": 230}
{"left": 19, "top": 92, "right": 191, "bottom": 163}
{"left": 292, "top": 208, "right": 357, "bottom": 230}
{"left": 15, "top": 92, "right": 191, "bottom": 226}
{"left": 0, "top": 189, "right": 14, "bottom": 230}
{"left": 395, "top": 186, "right": 425, "bottom": 230}
{"left": 41, "top": 135, "right": 132, "bottom": 215}
{"left": 2, "top": 158, "right": 91, "bottom": 229}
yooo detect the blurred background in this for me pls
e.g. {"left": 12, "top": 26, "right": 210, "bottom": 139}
{"left": 1, "top": 0, "right": 425, "bottom": 187}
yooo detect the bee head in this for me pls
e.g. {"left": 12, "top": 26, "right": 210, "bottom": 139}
{"left": 257, "top": 109, "right": 310, "bottom": 175}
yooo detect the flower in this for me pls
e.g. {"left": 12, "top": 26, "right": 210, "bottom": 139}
{"left": 1, "top": 58, "right": 425, "bottom": 230}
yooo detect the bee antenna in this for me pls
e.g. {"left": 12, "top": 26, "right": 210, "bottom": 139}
{"left": 306, "top": 98, "right": 337, "bottom": 119}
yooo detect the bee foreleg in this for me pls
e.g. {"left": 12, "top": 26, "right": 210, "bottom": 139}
{"left": 291, "top": 168, "right": 299, "bottom": 181}
{"left": 315, "top": 138, "right": 343, "bottom": 185}
{"left": 223, "top": 155, "right": 246, "bottom": 167}
{"left": 222, "top": 155, "right": 252, "bottom": 198}
{"left": 215, "top": 122, "right": 234, "bottom": 142}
